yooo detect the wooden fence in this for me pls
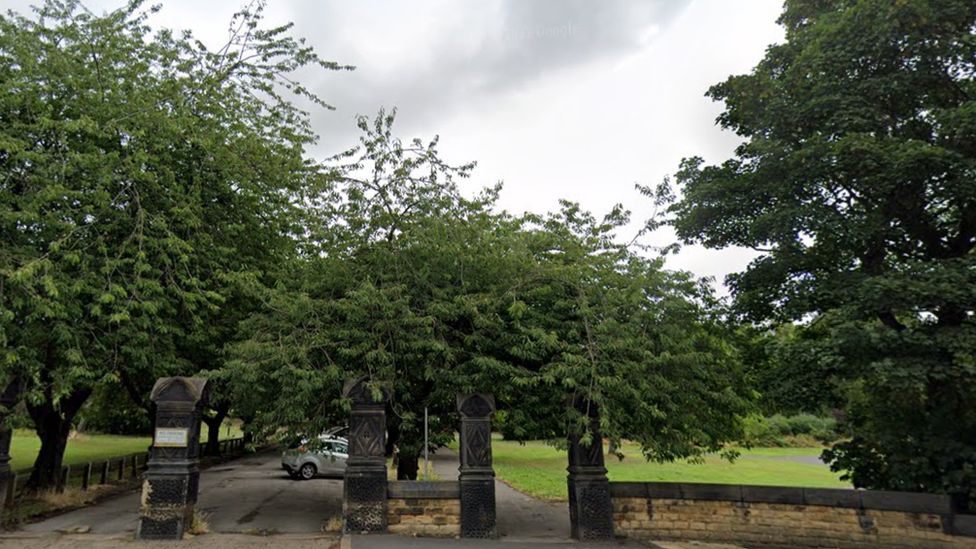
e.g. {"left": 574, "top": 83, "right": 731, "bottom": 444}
{"left": 4, "top": 437, "right": 246, "bottom": 507}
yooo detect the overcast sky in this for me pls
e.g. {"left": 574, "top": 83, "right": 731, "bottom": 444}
{"left": 9, "top": 0, "right": 786, "bottom": 292}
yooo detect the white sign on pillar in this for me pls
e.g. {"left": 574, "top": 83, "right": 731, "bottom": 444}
{"left": 154, "top": 428, "right": 189, "bottom": 448}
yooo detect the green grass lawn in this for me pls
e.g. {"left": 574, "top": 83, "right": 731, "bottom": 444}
{"left": 10, "top": 421, "right": 244, "bottom": 472}
{"left": 492, "top": 439, "right": 848, "bottom": 501}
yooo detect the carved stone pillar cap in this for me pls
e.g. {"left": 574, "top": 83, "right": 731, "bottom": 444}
{"left": 457, "top": 393, "right": 495, "bottom": 417}
{"left": 149, "top": 377, "right": 211, "bottom": 406}
{"left": 342, "top": 377, "right": 391, "bottom": 405}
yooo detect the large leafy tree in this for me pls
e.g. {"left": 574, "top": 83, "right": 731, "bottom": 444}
{"left": 659, "top": 0, "right": 976, "bottom": 505}
{"left": 0, "top": 0, "right": 344, "bottom": 489}
{"left": 498, "top": 204, "right": 751, "bottom": 460}
{"left": 230, "top": 110, "right": 752, "bottom": 479}
{"left": 227, "top": 109, "right": 517, "bottom": 478}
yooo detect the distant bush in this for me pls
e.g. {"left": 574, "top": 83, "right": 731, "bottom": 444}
{"left": 742, "top": 413, "right": 839, "bottom": 447}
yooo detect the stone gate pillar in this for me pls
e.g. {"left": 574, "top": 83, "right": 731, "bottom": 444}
{"left": 137, "top": 377, "right": 210, "bottom": 540}
{"left": 343, "top": 377, "right": 390, "bottom": 533}
{"left": 567, "top": 400, "right": 614, "bottom": 541}
{"left": 457, "top": 393, "right": 496, "bottom": 538}
{"left": 0, "top": 378, "right": 24, "bottom": 508}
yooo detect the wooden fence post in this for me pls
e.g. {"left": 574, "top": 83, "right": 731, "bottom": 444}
{"left": 58, "top": 465, "right": 70, "bottom": 493}
{"left": 100, "top": 461, "right": 109, "bottom": 484}
{"left": 4, "top": 473, "right": 16, "bottom": 507}
{"left": 82, "top": 463, "right": 93, "bottom": 491}
{"left": 117, "top": 457, "right": 125, "bottom": 481}
{"left": 130, "top": 455, "right": 138, "bottom": 478}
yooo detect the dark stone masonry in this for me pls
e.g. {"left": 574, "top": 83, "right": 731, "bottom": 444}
{"left": 137, "top": 377, "right": 210, "bottom": 540}
{"left": 567, "top": 400, "right": 614, "bottom": 541}
{"left": 457, "top": 393, "right": 497, "bottom": 538}
{"left": 342, "top": 377, "right": 391, "bottom": 534}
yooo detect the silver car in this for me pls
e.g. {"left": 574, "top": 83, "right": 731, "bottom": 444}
{"left": 281, "top": 435, "right": 349, "bottom": 480}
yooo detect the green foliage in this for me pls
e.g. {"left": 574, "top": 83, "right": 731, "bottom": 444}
{"left": 657, "top": 0, "right": 976, "bottom": 506}
{"left": 226, "top": 109, "right": 495, "bottom": 465}
{"left": 498, "top": 204, "right": 753, "bottom": 462}
{"left": 0, "top": 0, "right": 345, "bottom": 488}
{"left": 2, "top": 0, "right": 756, "bottom": 485}
{"left": 78, "top": 378, "right": 151, "bottom": 436}
{"left": 228, "top": 110, "right": 754, "bottom": 477}
{"left": 742, "top": 414, "right": 839, "bottom": 447}
{"left": 743, "top": 323, "right": 847, "bottom": 415}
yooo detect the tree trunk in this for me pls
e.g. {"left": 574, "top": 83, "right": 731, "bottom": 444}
{"left": 118, "top": 368, "right": 151, "bottom": 413}
{"left": 25, "top": 389, "right": 91, "bottom": 492}
{"left": 239, "top": 413, "right": 255, "bottom": 446}
{"left": 396, "top": 453, "right": 419, "bottom": 480}
{"left": 385, "top": 412, "right": 400, "bottom": 458}
{"left": 202, "top": 404, "right": 229, "bottom": 456}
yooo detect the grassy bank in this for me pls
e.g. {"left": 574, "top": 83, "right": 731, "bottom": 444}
{"left": 10, "top": 422, "right": 244, "bottom": 472}
{"left": 492, "top": 439, "right": 847, "bottom": 501}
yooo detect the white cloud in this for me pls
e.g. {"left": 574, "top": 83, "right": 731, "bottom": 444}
{"left": 5, "top": 0, "right": 785, "bottom": 293}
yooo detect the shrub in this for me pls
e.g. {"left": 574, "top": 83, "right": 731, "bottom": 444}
{"left": 742, "top": 414, "right": 839, "bottom": 447}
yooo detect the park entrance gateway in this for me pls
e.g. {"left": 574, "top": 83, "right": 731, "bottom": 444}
{"left": 127, "top": 376, "right": 618, "bottom": 541}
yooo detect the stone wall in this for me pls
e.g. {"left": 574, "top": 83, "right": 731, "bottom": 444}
{"left": 610, "top": 482, "right": 976, "bottom": 549}
{"left": 387, "top": 481, "right": 461, "bottom": 538}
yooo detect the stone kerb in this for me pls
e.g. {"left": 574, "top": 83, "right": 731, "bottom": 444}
{"left": 609, "top": 481, "right": 976, "bottom": 549}
{"left": 137, "top": 376, "right": 211, "bottom": 540}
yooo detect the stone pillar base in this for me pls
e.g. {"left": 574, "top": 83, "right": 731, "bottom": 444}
{"left": 567, "top": 399, "right": 614, "bottom": 541}
{"left": 459, "top": 476, "right": 496, "bottom": 538}
{"left": 137, "top": 466, "right": 201, "bottom": 539}
{"left": 343, "top": 465, "right": 388, "bottom": 533}
{"left": 568, "top": 471, "right": 614, "bottom": 540}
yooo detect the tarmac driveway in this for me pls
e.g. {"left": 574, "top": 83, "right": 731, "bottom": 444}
{"left": 20, "top": 449, "right": 343, "bottom": 535}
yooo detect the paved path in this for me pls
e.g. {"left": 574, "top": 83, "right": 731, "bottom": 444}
{"left": 416, "top": 451, "right": 744, "bottom": 549}
{"left": 429, "top": 449, "right": 573, "bottom": 541}
{"left": 20, "top": 449, "right": 342, "bottom": 534}
{"left": 347, "top": 533, "right": 647, "bottom": 548}
{"left": 0, "top": 533, "right": 743, "bottom": 549}
{"left": 0, "top": 532, "right": 341, "bottom": 549}
{"left": 9, "top": 449, "right": 746, "bottom": 549}
{"left": 747, "top": 454, "right": 826, "bottom": 466}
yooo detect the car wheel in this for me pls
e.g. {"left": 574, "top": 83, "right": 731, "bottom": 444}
{"left": 299, "top": 463, "right": 317, "bottom": 480}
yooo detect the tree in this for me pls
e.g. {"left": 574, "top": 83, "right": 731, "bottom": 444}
{"left": 229, "top": 110, "right": 753, "bottom": 479}
{"left": 497, "top": 203, "right": 752, "bottom": 461}
{"left": 737, "top": 323, "right": 846, "bottom": 416}
{"left": 0, "top": 0, "right": 345, "bottom": 489}
{"left": 227, "top": 109, "right": 513, "bottom": 478}
{"left": 658, "top": 0, "right": 976, "bottom": 506}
